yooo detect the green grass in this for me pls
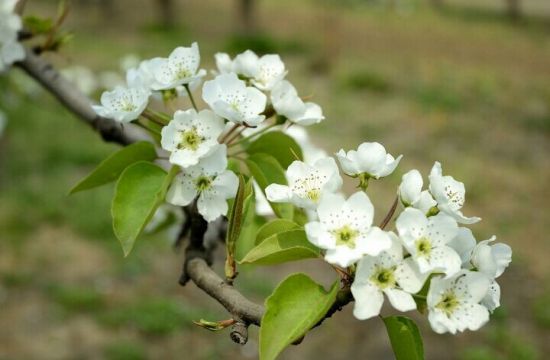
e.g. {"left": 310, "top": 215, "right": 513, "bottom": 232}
{"left": 46, "top": 284, "right": 105, "bottom": 313}
{"left": 99, "top": 298, "right": 201, "bottom": 335}
{"left": 104, "top": 341, "right": 148, "bottom": 360}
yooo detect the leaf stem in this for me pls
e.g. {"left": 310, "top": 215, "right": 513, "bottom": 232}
{"left": 220, "top": 123, "right": 240, "bottom": 144}
{"left": 184, "top": 84, "right": 198, "bottom": 111}
{"left": 228, "top": 123, "right": 278, "bottom": 148}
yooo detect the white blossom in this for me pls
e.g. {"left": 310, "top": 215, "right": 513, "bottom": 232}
{"left": 92, "top": 86, "right": 150, "bottom": 123}
{"left": 202, "top": 73, "right": 267, "bottom": 126}
{"left": 166, "top": 145, "right": 238, "bottom": 222}
{"left": 0, "top": 0, "right": 25, "bottom": 72}
{"left": 232, "top": 50, "right": 260, "bottom": 78}
{"left": 305, "top": 192, "right": 392, "bottom": 267}
{"left": 151, "top": 43, "right": 206, "bottom": 90}
{"left": 251, "top": 54, "right": 286, "bottom": 90}
{"left": 265, "top": 157, "right": 342, "bottom": 210}
{"left": 396, "top": 208, "right": 462, "bottom": 277}
{"left": 126, "top": 58, "right": 164, "bottom": 89}
{"left": 427, "top": 270, "right": 490, "bottom": 334}
{"left": 160, "top": 109, "right": 225, "bottom": 168}
{"left": 429, "top": 161, "right": 481, "bottom": 224}
{"left": 469, "top": 237, "right": 512, "bottom": 312}
{"left": 398, "top": 169, "right": 437, "bottom": 214}
{"left": 271, "top": 80, "right": 324, "bottom": 126}
{"left": 214, "top": 52, "right": 233, "bottom": 74}
{"left": 352, "top": 233, "right": 428, "bottom": 320}
{"left": 447, "top": 227, "right": 478, "bottom": 266}
{"left": 250, "top": 125, "right": 327, "bottom": 217}
{"left": 336, "top": 142, "right": 402, "bottom": 179}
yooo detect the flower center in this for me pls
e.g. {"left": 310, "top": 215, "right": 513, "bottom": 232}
{"left": 121, "top": 101, "right": 137, "bottom": 112}
{"left": 444, "top": 185, "right": 464, "bottom": 208}
{"left": 306, "top": 189, "right": 320, "bottom": 202}
{"left": 415, "top": 237, "right": 432, "bottom": 257}
{"left": 435, "top": 291, "right": 460, "bottom": 316}
{"left": 333, "top": 225, "right": 359, "bottom": 249}
{"left": 176, "top": 67, "right": 192, "bottom": 80}
{"left": 371, "top": 267, "right": 396, "bottom": 289}
{"left": 195, "top": 176, "right": 212, "bottom": 191}
{"left": 178, "top": 128, "right": 203, "bottom": 151}
{"left": 230, "top": 102, "right": 240, "bottom": 111}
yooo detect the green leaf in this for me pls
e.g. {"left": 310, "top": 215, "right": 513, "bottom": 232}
{"left": 235, "top": 184, "right": 266, "bottom": 261}
{"left": 245, "top": 153, "right": 293, "bottom": 219}
{"left": 70, "top": 142, "right": 157, "bottom": 194}
{"left": 260, "top": 273, "right": 339, "bottom": 360}
{"left": 225, "top": 175, "right": 247, "bottom": 280}
{"left": 255, "top": 219, "right": 300, "bottom": 245}
{"left": 23, "top": 16, "right": 54, "bottom": 34}
{"left": 239, "top": 229, "right": 319, "bottom": 265}
{"left": 111, "top": 162, "right": 168, "bottom": 256}
{"left": 383, "top": 316, "right": 425, "bottom": 360}
{"left": 247, "top": 132, "right": 303, "bottom": 169}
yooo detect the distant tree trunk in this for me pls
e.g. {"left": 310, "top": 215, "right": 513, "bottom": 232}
{"left": 157, "top": 0, "right": 176, "bottom": 28}
{"left": 237, "top": 0, "right": 256, "bottom": 35}
{"left": 505, "top": 0, "right": 521, "bottom": 20}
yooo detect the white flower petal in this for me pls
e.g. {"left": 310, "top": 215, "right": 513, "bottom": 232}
{"left": 198, "top": 190, "right": 229, "bottom": 222}
{"left": 351, "top": 282, "right": 384, "bottom": 320}
{"left": 271, "top": 80, "right": 306, "bottom": 120}
{"left": 395, "top": 257, "right": 428, "bottom": 293}
{"left": 447, "top": 227, "right": 477, "bottom": 265}
{"left": 492, "top": 243, "right": 512, "bottom": 278}
{"left": 414, "top": 190, "right": 437, "bottom": 214}
{"left": 356, "top": 142, "right": 389, "bottom": 178}
{"left": 426, "top": 213, "right": 459, "bottom": 247}
{"left": 424, "top": 246, "right": 462, "bottom": 277}
{"left": 396, "top": 207, "right": 429, "bottom": 244}
{"left": 344, "top": 191, "right": 374, "bottom": 229}
{"left": 399, "top": 169, "right": 423, "bottom": 206}
{"left": 252, "top": 54, "right": 286, "bottom": 90}
{"left": 455, "top": 271, "right": 491, "bottom": 303}
{"left": 166, "top": 173, "right": 196, "bottom": 206}
{"left": 453, "top": 303, "right": 490, "bottom": 332}
{"left": 293, "top": 102, "right": 324, "bottom": 126}
{"left": 481, "top": 280, "right": 501, "bottom": 312}
{"left": 214, "top": 52, "right": 233, "bottom": 73}
{"left": 357, "top": 227, "right": 392, "bottom": 257}
{"left": 304, "top": 221, "right": 335, "bottom": 249}
{"left": 384, "top": 288, "right": 417, "bottom": 312}
{"left": 265, "top": 184, "right": 293, "bottom": 203}
{"left": 428, "top": 310, "right": 458, "bottom": 334}
{"left": 211, "top": 170, "right": 239, "bottom": 198}
{"left": 233, "top": 50, "right": 260, "bottom": 77}
{"left": 324, "top": 246, "right": 363, "bottom": 268}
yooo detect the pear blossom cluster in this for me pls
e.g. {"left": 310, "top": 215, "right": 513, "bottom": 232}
{"left": 92, "top": 41, "right": 512, "bottom": 336}
{"left": 93, "top": 43, "right": 325, "bottom": 222}
{"left": 0, "top": 0, "right": 25, "bottom": 72}
{"left": 266, "top": 140, "right": 511, "bottom": 334}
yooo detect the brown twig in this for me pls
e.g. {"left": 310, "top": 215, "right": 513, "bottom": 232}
{"left": 379, "top": 196, "right": 399, "bottom": 230}
{"left": 16, "top": 48, "right": 145, "bottom": 145}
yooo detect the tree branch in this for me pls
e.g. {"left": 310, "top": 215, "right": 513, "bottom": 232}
{"left": 13, "top": 47, "right": 354, "bottom": 347}
{"left": 185, "top": 257, "right": 264, "bottom": 326}
{"left": 16, "top": 49, "right": 144, "bottom": 146}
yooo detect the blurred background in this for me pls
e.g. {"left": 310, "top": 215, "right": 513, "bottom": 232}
{"left": 0, "top": 0, "right": 549, "bottom": 359}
